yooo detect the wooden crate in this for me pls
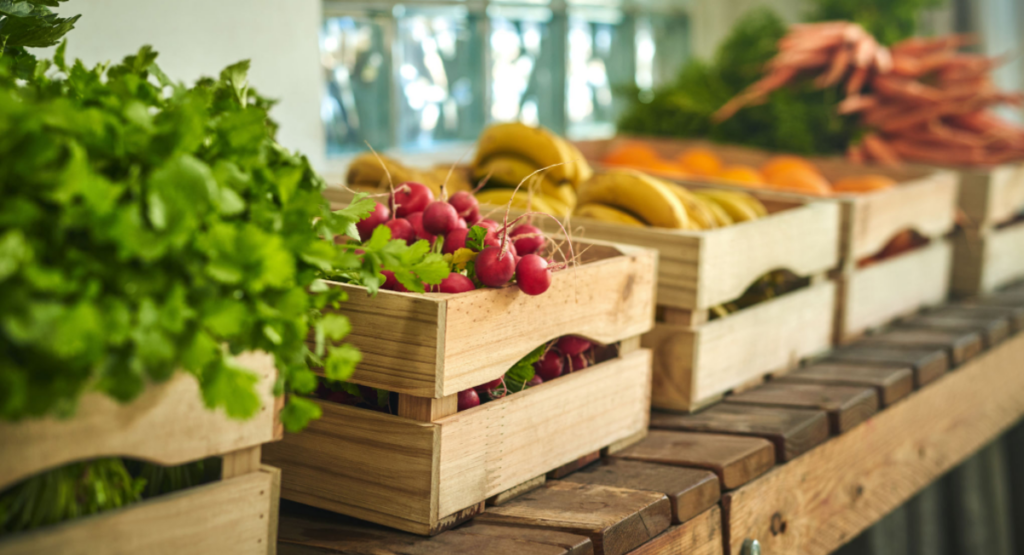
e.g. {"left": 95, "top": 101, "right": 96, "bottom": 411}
{"left": 313, "top": 239, "right": 657, "bottom": 398}
{"left": 952, "top": 221, "right": 1024, "bottom": 297}
{"left": 957, "top": 162, "right": 1024, "bottom": 231}
{"left": 0, "top": 353, "right": 283, "bottom": 555}
{"left": 262, "top": 346, "right": 653, "bottom": 536}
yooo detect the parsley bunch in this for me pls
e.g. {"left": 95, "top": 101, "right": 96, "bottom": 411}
{"left": 0, "top": 40, "right": 438, "bottom": 432}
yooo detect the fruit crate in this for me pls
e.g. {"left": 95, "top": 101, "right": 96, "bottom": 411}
{"left": 0, "top": 353, "right": 282, "bottom": 555}
{"left": 576, "top": 137, "right": 959, "bottom": 344}
{"left": 952, "top": 162, "right": 1024, "bottom": 297}
{"left": 262, "top": 239, "right": 657, "bottom": 535}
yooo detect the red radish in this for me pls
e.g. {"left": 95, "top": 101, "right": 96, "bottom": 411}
{"left": 442, "top": 228, "right": 470, "bottom": 254}
{"left": 477, "top": 219, "right": 500, "bottom": 233}
{"left": 526, "top": 375, "right": 544, "bottom": 386}
{"left": 406, "top": 212, "right": 435, "bottom": 242}
{"left": 356, "top": 202, "right": 390, "bottom": 242}
{"left": 477, "top": 377, "right": 503, "bottom": 392}
{"left": 385, "top": 218, "right": 416, "bottom": 245}
{"left": 556, "top": 336, "right": 591, "bottom": 355}
{"left": 457, "top": 388, "right": 480, "bottom": 411}
{"left": 464, "top": 210, "right": 481, "bottom": 225}
{"left": 475, "top": 246, "right": 517, "bottom": 287}
{"left": 515, "top": 254, "right": 551, "bottom": 296}
{"left": 423, "top": 201, "right": 459, "bottom": 236}
{"left": 438, "top": 273, "right": 476, "bottom": 293}
{"left": 510, "top": 224, "right": 545, "bottom": 256}
{"left": 325, "top": 390, "right": 362, "bottom": 405}
{"left": 452, "top": 217, "right": 468, "bottom": 230}
{"left": 534, "top": 351, "right": 563, "bottom": 381}
{"left": 381, "top": 270, "right": 409, "bottom": 292}
{"left": 391, "top": 182, "right": 434, "bottom": 217}
{"left": 566, "top": 353, "right": 588, "bottom": 372}
{"left": 449, "top": 191, "right": 479, "bottom": 217}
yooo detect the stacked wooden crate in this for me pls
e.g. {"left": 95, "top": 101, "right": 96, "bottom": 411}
{"left": 262, "top": 239, "right": 658, "bottom": 535}
{"left": 0, "top": 353, "right": 283, "bottom": 555}
{"left": 952, "top": 163, "right": 1024, "bottom": 296}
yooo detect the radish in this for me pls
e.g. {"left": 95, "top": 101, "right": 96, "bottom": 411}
{"left": 475, "top": 246, "right": 516, "bottom": 287}
{"left": 356, "top": 202, "right": 390, "bottom": 242}
{"left": 391, "top": 182, "right": 434, "bottom": 217}
{"left": 406, "top": 212, "right": 435, "bottom": 242}
{"left": 437, "top": 273, "right": 476, "bottom": 293}
{"left": 556, "top": 336, "right": 591, "bottom": 355}
{"left": 478, "top": 219, "right": 500, "bottom": 233}
{"left": 449, "top": 191, "right": 480, "bottom": 224}
{"left": 458, "top": 388, "right": 480, "bottom": 411}
{"left": 476, "top": 377, "right": 503, "bottom": 392}
{"left": 534, "top": 351, "right": 563, "bottom": 381}
{"left": 325, "top": 390, "right": 362, "bottom": 406}
{"left": 452, "top": 217, "right": 468, "bottom": 230}
{"left": 385, "top": 218, "right": 415, "bottom": 245}
{"left": 510, "top": 224, "right": 545, "bottom": 256}
{"left": 515, "top": 254, "right": 551, "bottom": 296}
{"left": 566, "top": 352, "right": 588, "bottom": 372}
{"left": 442, "top": 228, "right": 470, "bottom": 254}
{"left": 422, "top": 201, "right": 459, "bottom": 236}
{"left": 526, "top": 375, "right": 544, "bottom": 386}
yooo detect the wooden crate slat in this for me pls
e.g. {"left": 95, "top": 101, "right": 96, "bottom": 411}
{"left": 436, "top": 350, "right": 652, "bottom": 518}
{"left": 0, "top": 467, "right": 278, "bottom": 555}
{"left": 858, "top": 327, "right": 983, "bottom": 366}
{"left": 613, "top": 430, "right": 775, "bottom": 490}
{"left": 725, "top": 382, "right": 878, "bottom": 435}
{"left": 0, "top": 352, "right": 279, "bottom": 491}
{"left": 899, "top": 312, "right": 1011, "bottom": 348}
{"left": 824, "top": 345, "right": 949, "bottom": 388}
{"left": 721, "top": 332, "right": 1024, "bottom": 555}
{"left": 946, "top": 301, "right": 1024, "bottom": 332}
{"left": 774, "top": 362, "right": 914, "bottom": 408}
{"left": 952, "top": 221, "right": 1024, "bottom": 297}
{"left": 625, "top": 505, "right": 723, "bottom": 555}
{"left": 957, "top": 162, "right": 1024, "bottom": 230}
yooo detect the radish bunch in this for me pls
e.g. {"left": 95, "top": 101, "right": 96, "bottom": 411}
{"left": 359, "top": 182, "right": 555, "bottom": 296}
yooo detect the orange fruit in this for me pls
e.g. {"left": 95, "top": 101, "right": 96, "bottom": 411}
{"left": 768, "top": 168, "right": 832, "bottom": 196}
{"left": 604, "top": 143, "right": 661, "bottom": 167}
{"left": 832, "top": 174, "right": 897, "bottom": 194}
{"left": 641, "top": 160, "right": 691, "bottom": 179}
{"left": 760, "top": 155, "right": 824, "bottom": 182}
{"left": 717, "top": 165, "right": 765, "bottom": 186}
{"left": 677, "top": 148, "right": 723, "bottom": 176}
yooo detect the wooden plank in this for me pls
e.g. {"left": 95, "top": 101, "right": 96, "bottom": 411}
{"left": 956, "top": 162, "right": 1024, "bottom": 230}
{"left": 277, "top": 507, "right": 594, "bottom": 555}
{"left": 613, "top": 430, "right": 773, "bottom": 490}
{"left": 562, "top": 459, "right": 720, "bottom": 524}
{"left": 840, "top": 240, "right": 952, "bottom": 341}
{"left": 857, "top": 328, "right": 983, "bottom": 367}
{"left": 824, "top": 345, "right": 948, "bottom": 388}
{"left": 650, "top": 404, "right": 829, "bottom": 463}
{"left": 489, "top": 475, "right": 547, "bottom": 507}
{"left": 475, "top": 481, "right": 673, "bottom": 555}
{"left": 398, "top": 394, "right": 458, "bottom": 422}
{"left": 223, "top": 445, "right": 263, "bottom": 480}
{"left": 436, "top": 350, "right": 651, "bottom": 519}
{"left": 548, "top": 451, "right": 602, "bottom": 479}
{"left": 645, "top": 282, "right": 835, "bottom": 411}
{"left": 264, "top": 465, "right": 281, "bottom": 555}
{"left": 0, "top": 470, "right": 275, "bottom": 555}
{"left": 932, "top": 304, "right": 1024, "bottom": 334}
{"left": 626, "top": 506, "right": 723, "bottom": 555}
{"left": 0, "top": 353, "right": 279, "bottom": 491}
{"left": 774, "top": 363, "right": 914, "bottom": 408}
{"left": 725, "top": 382, "right": 879, "bottom": 435}
{"left": 721, "top": 332, "right": 1024, "bottom": 555}
{"left": 951, "top": 300, "right": 1024, "bottom": 332}
{"left": 898, "top": 313, "right": 1011, "bottom": 348}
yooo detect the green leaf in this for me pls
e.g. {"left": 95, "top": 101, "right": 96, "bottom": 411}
{"left": 467, "top": 225, "right": 488, "bottom": 251}
{"left": 320, "top": 313, "right": 351, "bottom": 341}
{"left": 324, "top": 343, "right": 361, "bottom": 381}
{"left": 280, "top": 396, "right": 321, "bottom": 433}
{"left": 0, "top": 229, "right": 31, "bottom": 281}
{"left": 218, "top": 59, "right": 250, "bottom": 105}
{"left": 201, "top": 359, "right": 261, "bottom": 420}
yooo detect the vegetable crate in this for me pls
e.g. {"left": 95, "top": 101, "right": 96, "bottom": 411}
{"left": 952, "top": 162, "right": 1024, "bottom": 297}
{"left": 262, "top": 239, "right": 657, "bottom": 535}
{"left": 0, "top": 353, "right": 283, "bottom": 555}
{"left": 577, "top": 137, "right": 959, "bottom": 345}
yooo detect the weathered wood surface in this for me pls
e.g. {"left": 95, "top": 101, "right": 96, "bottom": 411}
{"left": 955, "top": 162, "right": 1024, "bottom": 230}
{"left": 857, "top": 328, "right": 983, "bottom": 367}
{"left": 824, "top": 345, "right": 948, "bottom": 387}
{"left": 563, "top": 459, "right": 720, "bottom": 524}
{"left": 625, "top": 506, "right": 723, "bottom": 555}
{"left": 614, "top": 430, "right": 775, "bottom": 490}
{"left": 722, "top": 332, "right": 1024, "bottom": 555}
{"left": 650, "top": 404, "right": 830, "bottom": 462}
{"left": 898, "top": 312, "right": 1010, "bottom": 348}
{"left": 725, "top": 382, "right": 878, "bottom": 435}
{"left": 930, "top": 303, "right": 1024, "bottom": 333}
{"left": 548, "top": 451, "right": 602, "bottom": 480}
{"left": 475, "top": 481, "right": 672, "bottom": 555}
{"left": 952, "top": 221, "right": 1024, "bottom": 297}
{"left": 775, "top": 363, "right": 914, "bottom": 408}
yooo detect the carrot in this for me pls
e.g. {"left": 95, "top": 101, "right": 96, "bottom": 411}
{"left": 862, "top": 134, "right": 902, "bottom": 167}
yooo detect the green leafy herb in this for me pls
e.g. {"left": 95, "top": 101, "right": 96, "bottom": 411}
{"left": 806, "top": 0, "right": 943, "bottom": 46}
{"left": 502, "top": 344, "right": 546, "bottom": 392}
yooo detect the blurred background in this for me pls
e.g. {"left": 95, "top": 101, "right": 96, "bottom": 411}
{"left": 57, "top": 0, "right": 1023, "bottom": 173}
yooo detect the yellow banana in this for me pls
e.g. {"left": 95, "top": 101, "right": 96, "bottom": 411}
{"left": 475, "top": 188, "right": 559, "bottom": 216}
{"left": 666, "top": 183, "right": 717, "bottom": 230}
{"left": 556, "top": 136, "right": 594, "bottom": 187}
{"left": 574, "top": 203, "right": 646, "bottom": 227}
{"left": 474, "top": 122, "right": 576, "bottom": 184}
{"left": 346, "top": 153, "right": 420, "bottom": 189}
{"left": 576, "top": 169, "right": 688, "bottom": 228}
{"left": 473, "top": 155, "right": 574, "bottom": 207}
{"left": 696, "top": 189, "right": 768, "bottom": 218}
{"left": 693, "top": 194, "right": 734, "bottom": 227}
{"left": 694, "top": 190, "right": 759, "bottom": 223}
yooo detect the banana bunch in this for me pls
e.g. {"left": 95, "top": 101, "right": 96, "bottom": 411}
{"left": 573, "top": 169, "right": 768, "bottom": 230}
{"left": 347, "top": 152, "right": 471, "bottom": 197}
{"left": 471, "top": 122, "right": 592, "bottom": 218}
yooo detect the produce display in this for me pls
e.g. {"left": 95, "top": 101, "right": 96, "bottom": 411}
{"left": 347, "top": 153, "right": 472, "bottom": 197}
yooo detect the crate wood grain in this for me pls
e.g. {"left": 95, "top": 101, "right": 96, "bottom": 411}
{"left": 644, "top": 281, "right": 835, "bottom": 411}
{"left": 899, "top": 312, "right": 1011, "bottom": 348}
{"left": 626, "top": 505, "right": 723, "bottom": 555}
{"left": 858, "top": 327, "right": 983, "bottom": 367}
{"left": 650, "top": 404, "right": 830, "bottom": 463}
{"left": 262, "top": 349, "right": 652, "bottom": 535}
{"left": 725, "top": 382, "right": 879, "bottom": 435}
{"left": 775, "top": 363, "right": 914, "bottom": 408}
{"left": 317, "top": 241, "right": 655, "bottom": 398}
{"left": 562, "top": 459, "right": 720, "bottom": 524}
{"left": 825, "top": 345, "right": 949, "bottom": 388}
{"left": 721, "top": 331, "right": 1024, "bottom": 555}
{"left": 956, "top": 162, "right": 1024, "bottom": 231}
{"left": 613, "top": 430, "right": 775, "bottom": 490}
{"left": 0, "top": 465, "right": 280, "bottom": 555}
{"left": 942, "top": 302, "right": 1024, "bottom": 332}
{"left": 840, "top": 240, "right": 953, "bottom": 341}
{"left": 952, "top": 220, "right": 1024, "bottom": 297}
{"left": 0, "top": 352, "right": 280, "bottom": 491}
{"left": 475, "top": 481, "right": 672, "bottom": 555}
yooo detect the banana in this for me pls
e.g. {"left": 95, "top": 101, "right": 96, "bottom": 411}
{"left": 474, "top": 122, "right": 576, "bottom": 184}
{"left": 574, "top": 203, "right": 646, "bottom": 227}
{"left": 576, "top": 169, "right": 688, "bottom": 228}
{"left": 694, "top": 194, "right": 734, "bottom": 227}
{"left": 694, "top": 190, "right": 760, "bottom": 223}
{"left": 666, "top": 183, "right": 717, "bottom": 230}
{"left": 542, "top": 194, "right": 572, "bottom": 218}
{"left": 555, "top": 136, "right": 594, "bottom": 187}
{"left": 696, "top": 189, "right": 767, "bottom": 218}
{"left": 475, "top": 188, "right": 559, "bottom": 216}
{"left": 473, "top": 155, "right": 574, "bottom": 207}
{"left": 425, "top": 167, "right": 472, "bottom": 195}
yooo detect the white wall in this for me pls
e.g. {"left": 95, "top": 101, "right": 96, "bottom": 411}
{"left": 58, "top": 0, "right": 327, "bottom": 169}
